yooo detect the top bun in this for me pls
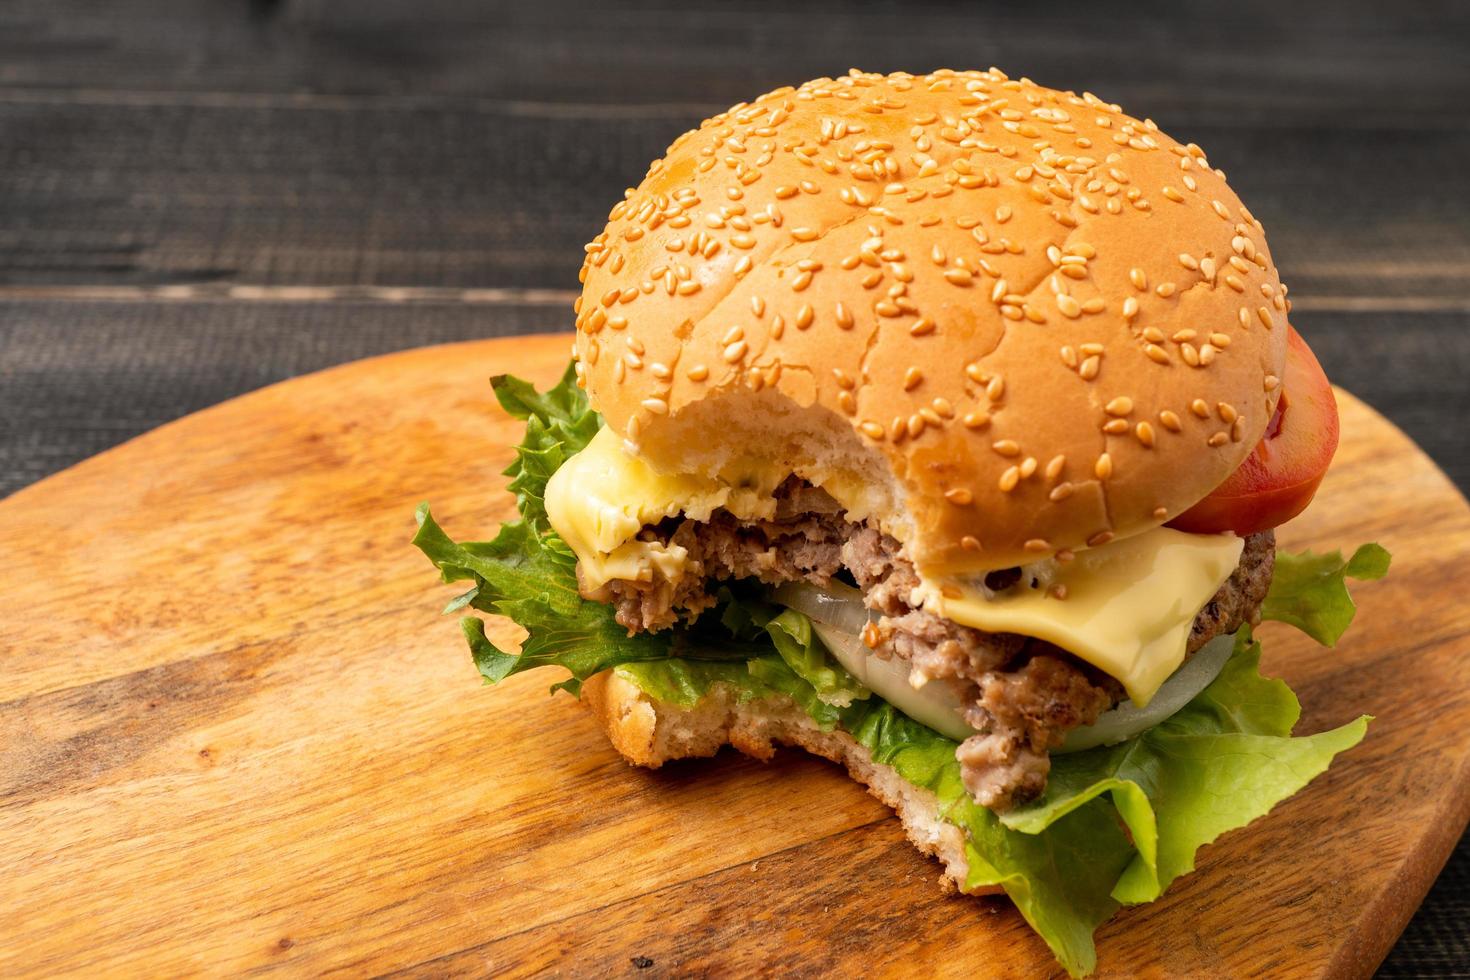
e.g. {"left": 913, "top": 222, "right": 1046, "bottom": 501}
{"left": 572, "top": 69, "right": 1289, "bottom": 575}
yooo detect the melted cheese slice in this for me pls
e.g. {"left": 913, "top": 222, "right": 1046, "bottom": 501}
{"left": 928, "top": 528, "right": 1243, "bottom": 706}
{"left": 545, "top": 426, "right": 788, "bottom": 591}
{"left": 546, "top": 427, "right": 1243, "bottom": 705}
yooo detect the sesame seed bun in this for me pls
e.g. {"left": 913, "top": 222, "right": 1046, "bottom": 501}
{"left": 573, "top": 68, "right": 1288, "bottom": 574}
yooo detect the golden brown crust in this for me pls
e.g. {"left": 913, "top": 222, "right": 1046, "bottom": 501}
{"left": 573, "top": 69, "right": 1287, "bottom": 572}
{"left": 581, "top": 668, "right": 1001, "bottom": 897}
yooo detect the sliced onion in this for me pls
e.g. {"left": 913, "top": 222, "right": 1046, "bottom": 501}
{"left": 808, "top": 620, "right": 975, "bottom": 741}
{"left": 774, "top": 581, "right": 1238, "bottom": 752}
{"left": 1057, "top": 633, "right": 1236, "bottom": 753}
{"left": 772, "top": 580, "right": 869, "bottom": 634}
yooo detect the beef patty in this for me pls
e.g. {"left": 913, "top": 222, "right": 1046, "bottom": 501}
{"left": 578, "top": 477, "right": 1275, "bottom": 811}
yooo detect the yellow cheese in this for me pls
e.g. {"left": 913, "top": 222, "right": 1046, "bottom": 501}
{"left": 544, "top": 426, "right": 788, "bottom": 591}
{"left": 927, "top": 527, "right": 1243, "bottom": 706}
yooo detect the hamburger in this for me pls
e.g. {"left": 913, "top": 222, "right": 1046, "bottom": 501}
{"left": 415, "top": 69, "right": 1389, "bottom": 975}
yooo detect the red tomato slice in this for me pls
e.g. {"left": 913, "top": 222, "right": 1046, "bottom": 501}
{"left": 1169, "top": 326, "right": 1339, "bottom": 536}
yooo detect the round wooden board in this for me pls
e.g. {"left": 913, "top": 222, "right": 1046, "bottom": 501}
{"left": 3, "top": 334, "right": 1468, "bottom": 978}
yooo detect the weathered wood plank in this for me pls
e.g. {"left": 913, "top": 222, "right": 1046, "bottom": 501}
{"left": 1, "top": 97, "right": 1466, "bottom": 294}
{"left": 1, "top": 0, "right": 1466, "bottom": 122}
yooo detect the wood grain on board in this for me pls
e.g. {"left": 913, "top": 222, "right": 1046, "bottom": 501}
{"left": 2, "top": 334, "right": 1467, "bottom": 977}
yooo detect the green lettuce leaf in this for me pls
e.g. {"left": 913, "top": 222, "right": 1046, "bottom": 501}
{"left": 490, "top": 362, "right": 602, "bottom": 536}
{"left": 1261, "top": 543, "right": 1390, "bottom": 646}
{"left": 413, "top": 368, "right": 759, "bottom": 695}
{"left": 1001, "top": 629, "right": 1369, "bottom": 904}
{"left": 413, "top": 505, "right": 673, "bottom": 695}
{"left": 764, "top": 607, "right": 868, "bottom": 707}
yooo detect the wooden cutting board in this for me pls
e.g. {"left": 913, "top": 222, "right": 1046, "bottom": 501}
{"left": 3, "top": 334, "right": 1468, "bottom": 978}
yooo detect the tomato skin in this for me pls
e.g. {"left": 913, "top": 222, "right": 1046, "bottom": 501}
{"left": 1169, "top": 327, "right": 1339, "bottom": 536}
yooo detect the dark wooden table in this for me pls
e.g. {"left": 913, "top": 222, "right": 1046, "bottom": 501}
{"left": 2, "top": 1, "right": 1467, "bottom": 973}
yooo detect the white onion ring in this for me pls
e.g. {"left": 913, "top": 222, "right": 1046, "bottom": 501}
{"left": 774, "top": 582, "right": 1237, "bottom": 750}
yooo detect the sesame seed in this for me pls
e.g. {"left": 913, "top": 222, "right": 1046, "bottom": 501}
{"left": 909, "top": 316, "right": 936, "bottom": 336}
{"left": 1135, "top": 422, "right": 1156, "bottom": 447}
{"left": 1179, "top": 253, "right": 1200, "bottom": 272}
{"left": 1103, "top": 419, "right": 1129, "bottom": 434}
{"left": 1105, "top": 396, "right": 1134, "bottom": 416}
{"left": 1264, "top": 374, "right": 1280, "bottom": 391}
{"left": 1045, "top": 455, "right": 1066, "bottom": 482}
{"left": 796, "top": 305, "right": 814, "bottom": 329}
{"left": 838, "top": 390, "right": 857, "bottom": 415}
{"left": 1232, "top": 417, "right": 1247, "bottom": 442}
{"left": 1057, "top": 294, "right": 1082, "bottom": 318}
{"left": 1094, "top": 453, "right": 1114, "bottom": 480}
{"left": 792, "top": 227, "right": 819, "bottom": 242}
{"left": 722, "top": 325, "right": 744, "bottom": 345}
{"left": 859, "top": 421, "right": 886, "bottom": 441}
{"left": 1025, "top": 539, "right": 1052, "bottom": 553}
{"left": 961, "top": 535, "right": 982, "bottom": 551}
{"left": 835, "top": 302, "right": 854, "bottom": 328}
{"left": 1079, "top": 355, "right": 1101, "bottom": 380}
{"left": 1019, "top": 456, "right": 1038, "bottom": 479}
{"left": 1087, "top": 530, "right": 1116, "bottom": 547}
{"left": 907, "top": 414, "right": 926, "bottom": 438}
{"left": 999, "top": 466, "right": 1021, "bottom": 492}
{"left": 1129, "top": 267, "right": 1148, "bottom": 290}
{"left": 945, "top": 488, "right": 974, "bottom": 506}
{"left": 723, "top": 340, "right": 748, "bottom": 363}
{"left": 986, "top": 376, "right": 1005, "bottom": 401}
{"left": 1145, "top": 344, "right": 1170, "bottom": 364}
{"left": 641, "top": 397, "right": 669, "bottom": 415}
{"left": 932, "top": 397, "right": 955, "bottom": 418}
{"left": 1122, "top": 296, "right": 1139, "bottom": 320}
{"left": 1208, "top": 432, "right": 1229, "bottom": 447}
{"left": 903, "top": 367, "right": 923, "bottom": 390}
{"left": 992, "top": 439, "right": 1021, "bottom": 457}
{"left": 1257, "top": 306, "right": 1274, "bottom": 329}
{"left": 963, "top": 411, "right": 991, "bottom": 429}
{"left": 1049, "top": 482, "right": 1074, "bottom": 502}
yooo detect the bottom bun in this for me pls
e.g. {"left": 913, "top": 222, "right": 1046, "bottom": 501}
{"left": 581, "top": 669, "right": 1001, "bottom": 897}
